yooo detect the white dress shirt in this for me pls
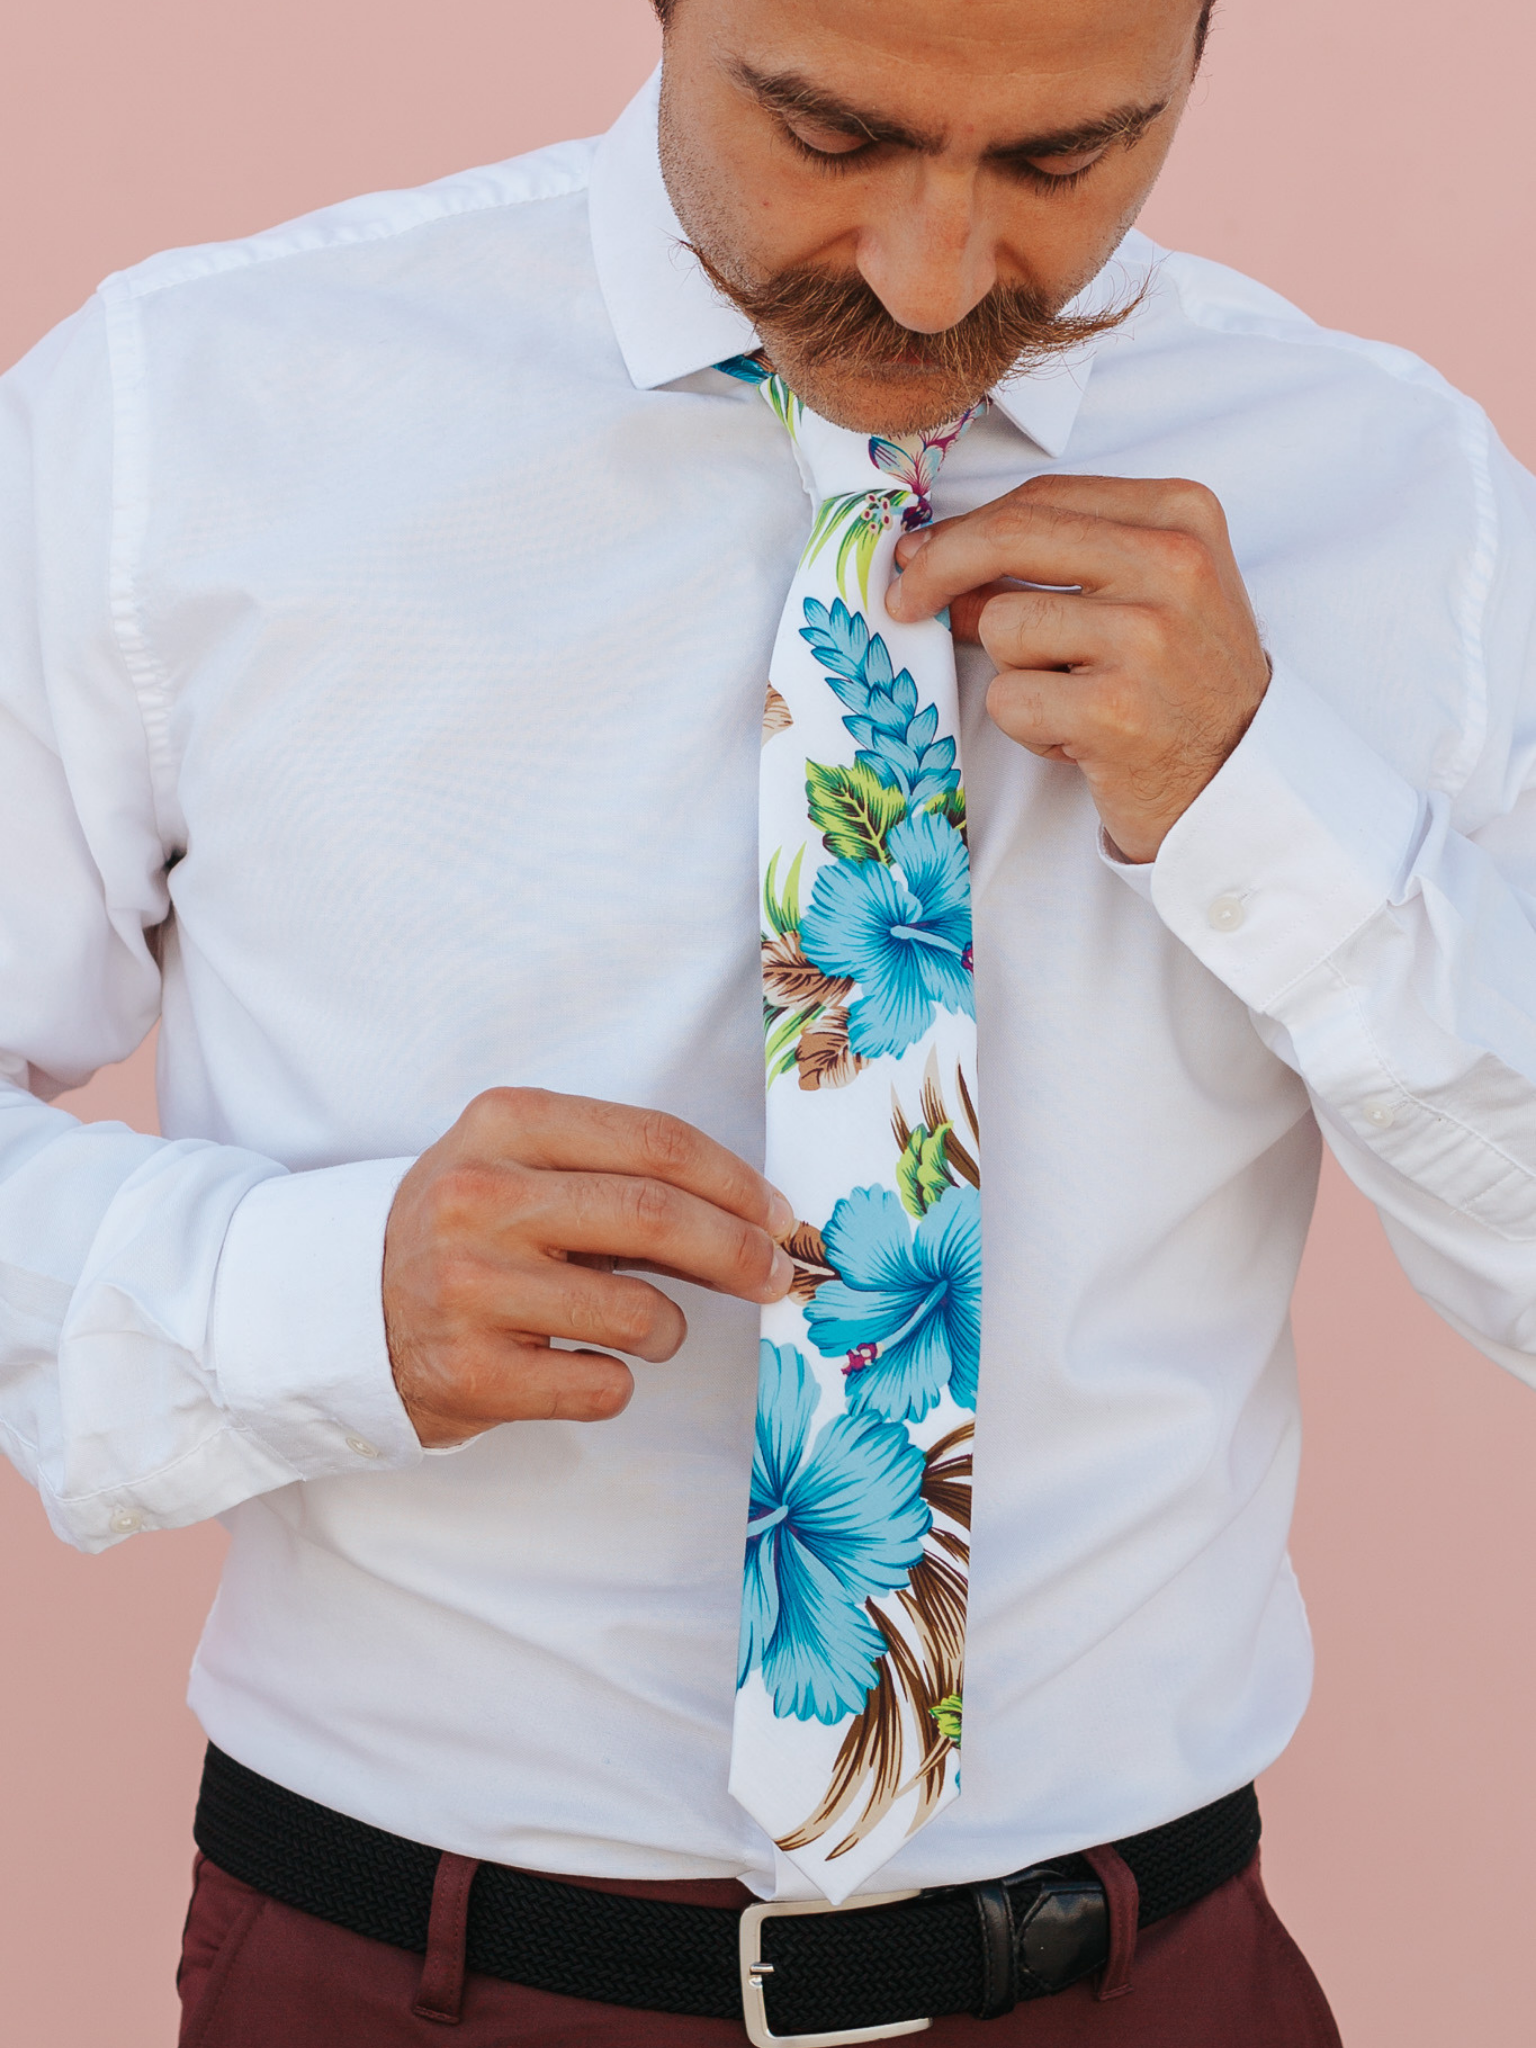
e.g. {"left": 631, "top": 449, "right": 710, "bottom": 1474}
{"left": 4, "top": 71, "right": 1536, "bottom": 1898}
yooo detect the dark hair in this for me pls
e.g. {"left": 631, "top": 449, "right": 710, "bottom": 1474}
{"left": 655, "top": 1, "right": 1218, "bottom": 64}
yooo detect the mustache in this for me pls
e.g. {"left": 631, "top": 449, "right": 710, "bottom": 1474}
{"left": 689, "top": 245, "right": 1142, "bottom": 384}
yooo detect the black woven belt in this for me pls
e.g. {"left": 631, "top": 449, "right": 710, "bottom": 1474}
{"left": 195, "top": 1743, "right": 1259, "bottom": 2043}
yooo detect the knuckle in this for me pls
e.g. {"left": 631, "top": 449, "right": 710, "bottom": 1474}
{"left": 463, "top": 1085, "right": 514, "bottom": 1131}
{"left": 627, "top": 1175, "right": 680, "bottom": 1237}
{"left": 1120, "top": 603, "right": 1174, "bottom": 663}
{"left": 635, "top": 1106, "right": 697, "bottom": 1178}
{"left": 426, "top": 1162, "right": 503, "bottom": 1235}
{"left": 988, "top": 494, "right": 1057, "bottom": 547}
{"left": 985, "top": 495, "right": 1030, "bottom": 541}
{"left": 609, "top": 1284, "right": 666, "bottom": 1351}
{"left": 1146, "top": 527, "right": 1209, "bottom": 585}
{"left": 1162, "top": 476, "right": 1221, "bottom": 524}
{"left": 1089, "top": 676, "right": 1146, "bottom": 744}
{"left": 461, "top": 1085, "right": 552, "bottom": 1145}
{"left": 459, "top": 1088, "right": 503, "bottom": 1136}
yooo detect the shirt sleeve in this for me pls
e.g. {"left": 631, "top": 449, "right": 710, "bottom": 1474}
{"left": 1122, "top": 430, "right": 1536, "bottom": 1386}
{"left": 0, "top": 298, "right": 422, "bottom": 1553}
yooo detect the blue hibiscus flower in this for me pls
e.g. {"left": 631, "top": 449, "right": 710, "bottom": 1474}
{"left": 799, "top": 809, "right": 974, "bottom": 1059}
{"left": 740, "top": 1341, "right": 931, "bottom": 1724}
{"left": 807, "top": 1184, "right": 982, "bottom": 1423}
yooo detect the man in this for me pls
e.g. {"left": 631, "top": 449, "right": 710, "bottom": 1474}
{"left": 3, "top": 0, "right": 1532, "bottom": 2038}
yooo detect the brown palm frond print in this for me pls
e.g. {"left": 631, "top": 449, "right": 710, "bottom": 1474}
{"left": 782, "top": 1220, "right": 838, "bottom": 1303}
{"left": 921, "top": 1423, "right": 973, "bottom": 1531}
{"left": 955, "top": 1063, "right": 980, "bottom": 1149}
{"left": 763, "top": 683, "right": 794, "bottom": 743}
{"left": 776, "top": 1421, "right": 975, "bottom": 1859}
{"left": 891, "top": 1053, "right": 981, "bottom": 1190}
{"left": 795, "top": 1006, "right": 864, "bottom": 1091}
{"left": 761, "top": 930, "right": 851, "bottom": 1013}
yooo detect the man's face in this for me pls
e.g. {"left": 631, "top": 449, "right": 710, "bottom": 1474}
{"left": 658, "top": 0, "right": 1204, "bottom": 433}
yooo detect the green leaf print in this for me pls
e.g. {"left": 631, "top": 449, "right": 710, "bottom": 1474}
{"left": 803, "top": 489, "right": 907, "bottom": 608}
{"left": 896, "top": 1122, "right": 956, "bottom": 1219}
{"left": 763, "top": 845, "right": 807, "bottom": 937}
{"left": 805, "top": 760, "right": 907, "bottom": 863}
{"left": 924, "top": 785, "right": 967, "bottom": 836}
{"left": 929, "top": 1693, "right": 963, "bottom": 1746}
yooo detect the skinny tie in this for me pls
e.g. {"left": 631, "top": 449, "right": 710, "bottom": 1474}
{"left": 721, "top": 356, "right": 984, "bottom": 1901}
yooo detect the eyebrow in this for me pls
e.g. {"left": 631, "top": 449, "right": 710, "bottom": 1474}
{"left": 732, "top": 63, "right": 1170, "bottom": 164}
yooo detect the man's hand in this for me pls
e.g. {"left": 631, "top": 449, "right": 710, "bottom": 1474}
{"left": 383, "top": 1089, "right": 794, "bottom": 1448}
{"left": 887, "top": 475, "right": 1271, "bottom": 863}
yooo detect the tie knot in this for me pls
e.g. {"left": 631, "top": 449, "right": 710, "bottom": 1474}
{"left": 716, "top": 353, "right": 985, "bottom": 530}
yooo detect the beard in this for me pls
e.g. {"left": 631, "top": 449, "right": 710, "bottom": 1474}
{"left": 657, "top": 75, "right": 1142, "bottom": 436}
{"left": 687, "top": 238, "right": 1138, "bottom": 435}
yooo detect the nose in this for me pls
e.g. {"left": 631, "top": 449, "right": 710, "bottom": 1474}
{"left": 856, "top": 163, "right": 997, "bottom": 335}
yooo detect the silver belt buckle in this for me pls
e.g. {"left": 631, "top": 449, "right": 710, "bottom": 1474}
{"left": 738, "top": 1889, "right": 933, "bottom": 2048}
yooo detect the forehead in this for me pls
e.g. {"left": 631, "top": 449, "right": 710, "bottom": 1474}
{"left": 709, "top": 0, "right": 1201, "bottom": 124}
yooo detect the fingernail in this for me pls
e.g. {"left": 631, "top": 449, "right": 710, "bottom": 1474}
{"left": 767, "top": 1189, "right": 796, "bottom": 1238}
{"left": 768, "top": 1247, "right": 794, "bottom": 1297}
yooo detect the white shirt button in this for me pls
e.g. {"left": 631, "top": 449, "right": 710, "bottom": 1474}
{"left": 346, "top": 1434, "right": 382, "bottom": 1460}
{"left": 1207, "top": 893, "right": 1247, "bottom": 932}
{"left": 109, "top": 1506, "right": 143, "bottom": 1535}
{"left": 1363, "top": 1096, "right": 1398, "bottom": 1129}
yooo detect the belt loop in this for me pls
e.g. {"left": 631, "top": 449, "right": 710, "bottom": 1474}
{"left": 1082, "top": 1844, "right": 1138, "bottom": 2001}
{"left": 412, "top": 1851, "right": 480, "bottom": 2024}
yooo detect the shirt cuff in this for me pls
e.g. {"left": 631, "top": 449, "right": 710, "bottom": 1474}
{"left": 1098, "top": 827, "right": 1155, "bottom": 900}
{"left": 1146, "top": 663, "right": 1428, "bottom": 1014}
{"left": 209, "top": 1156, "right": 423, "bottom": 1477}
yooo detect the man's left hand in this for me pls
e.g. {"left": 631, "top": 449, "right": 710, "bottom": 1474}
{"left": 886, "top": 475, "right": 1271, "bottom": 864}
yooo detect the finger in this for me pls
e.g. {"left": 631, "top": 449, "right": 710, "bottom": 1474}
{"left": 570, "top": 1250, "right": 735, "bottom": 1300}
{"left": 461, "top": 1089, "right": 793, "bottom": 1236}
{"left": 888, "top": 498, "right": 1143, "bottom": 624}
{"left": 967, "top": 585, "right": 1103, "bottom": 668}
{"left": 594, "top": 1255, "right": 735, "bottom": 1297}
{"left": 975, "top": 473, "right": 1230, "bottom": 543}
{"left": 417, "top": 1339, "right": 637, "bottom": 1440}
{"left": 984, "top": 667, "right": 1104, "bottom": 759}
{"left": 481, "top": 1260, "right": 690, "bottom": 1363}
{"left": 495, "top": 1166, "right": 794, "bottom": 1305}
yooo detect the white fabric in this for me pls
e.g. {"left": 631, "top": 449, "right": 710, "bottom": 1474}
{"left": 2, "top": 67, "right": 1536, "bottom": 1897}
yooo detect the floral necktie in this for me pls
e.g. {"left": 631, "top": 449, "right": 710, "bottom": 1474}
{"left": 720, "top": 356, "right": 984, "bottom": 1902}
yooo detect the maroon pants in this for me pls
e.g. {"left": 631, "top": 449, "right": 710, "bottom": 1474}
{"left": 179, "top": 1848, "right": 1342, "bottom": 2047}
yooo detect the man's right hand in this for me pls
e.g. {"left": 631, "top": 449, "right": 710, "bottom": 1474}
{"left": 382, "top": 1089, "right": 795, "bottom": 1448}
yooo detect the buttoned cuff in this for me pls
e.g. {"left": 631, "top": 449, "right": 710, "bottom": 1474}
{"left": 1138, "top": 664, "right": 1428, "bottom": 1014}
{"left": 209, "top": 1156, "right": 423, "bottom": 1477}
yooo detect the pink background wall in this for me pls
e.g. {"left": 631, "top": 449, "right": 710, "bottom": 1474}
{"left": 3, "top": 3, "right": 1535, "bottom": 2042}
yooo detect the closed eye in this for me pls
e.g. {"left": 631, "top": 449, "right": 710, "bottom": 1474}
{"left": 781, "top": 117, "right": 881, "bottom": 169}
{"left": 1003, "top": 145, "right": 1114, "bottom": 193}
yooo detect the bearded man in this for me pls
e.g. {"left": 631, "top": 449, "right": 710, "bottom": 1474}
{"left": 2, "top": 0, "right": 1531, "bottom": 2041}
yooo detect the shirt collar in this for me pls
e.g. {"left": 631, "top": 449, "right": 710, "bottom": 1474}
{"left": 589, "top": 69, "right": 1151, "bottom": 462}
